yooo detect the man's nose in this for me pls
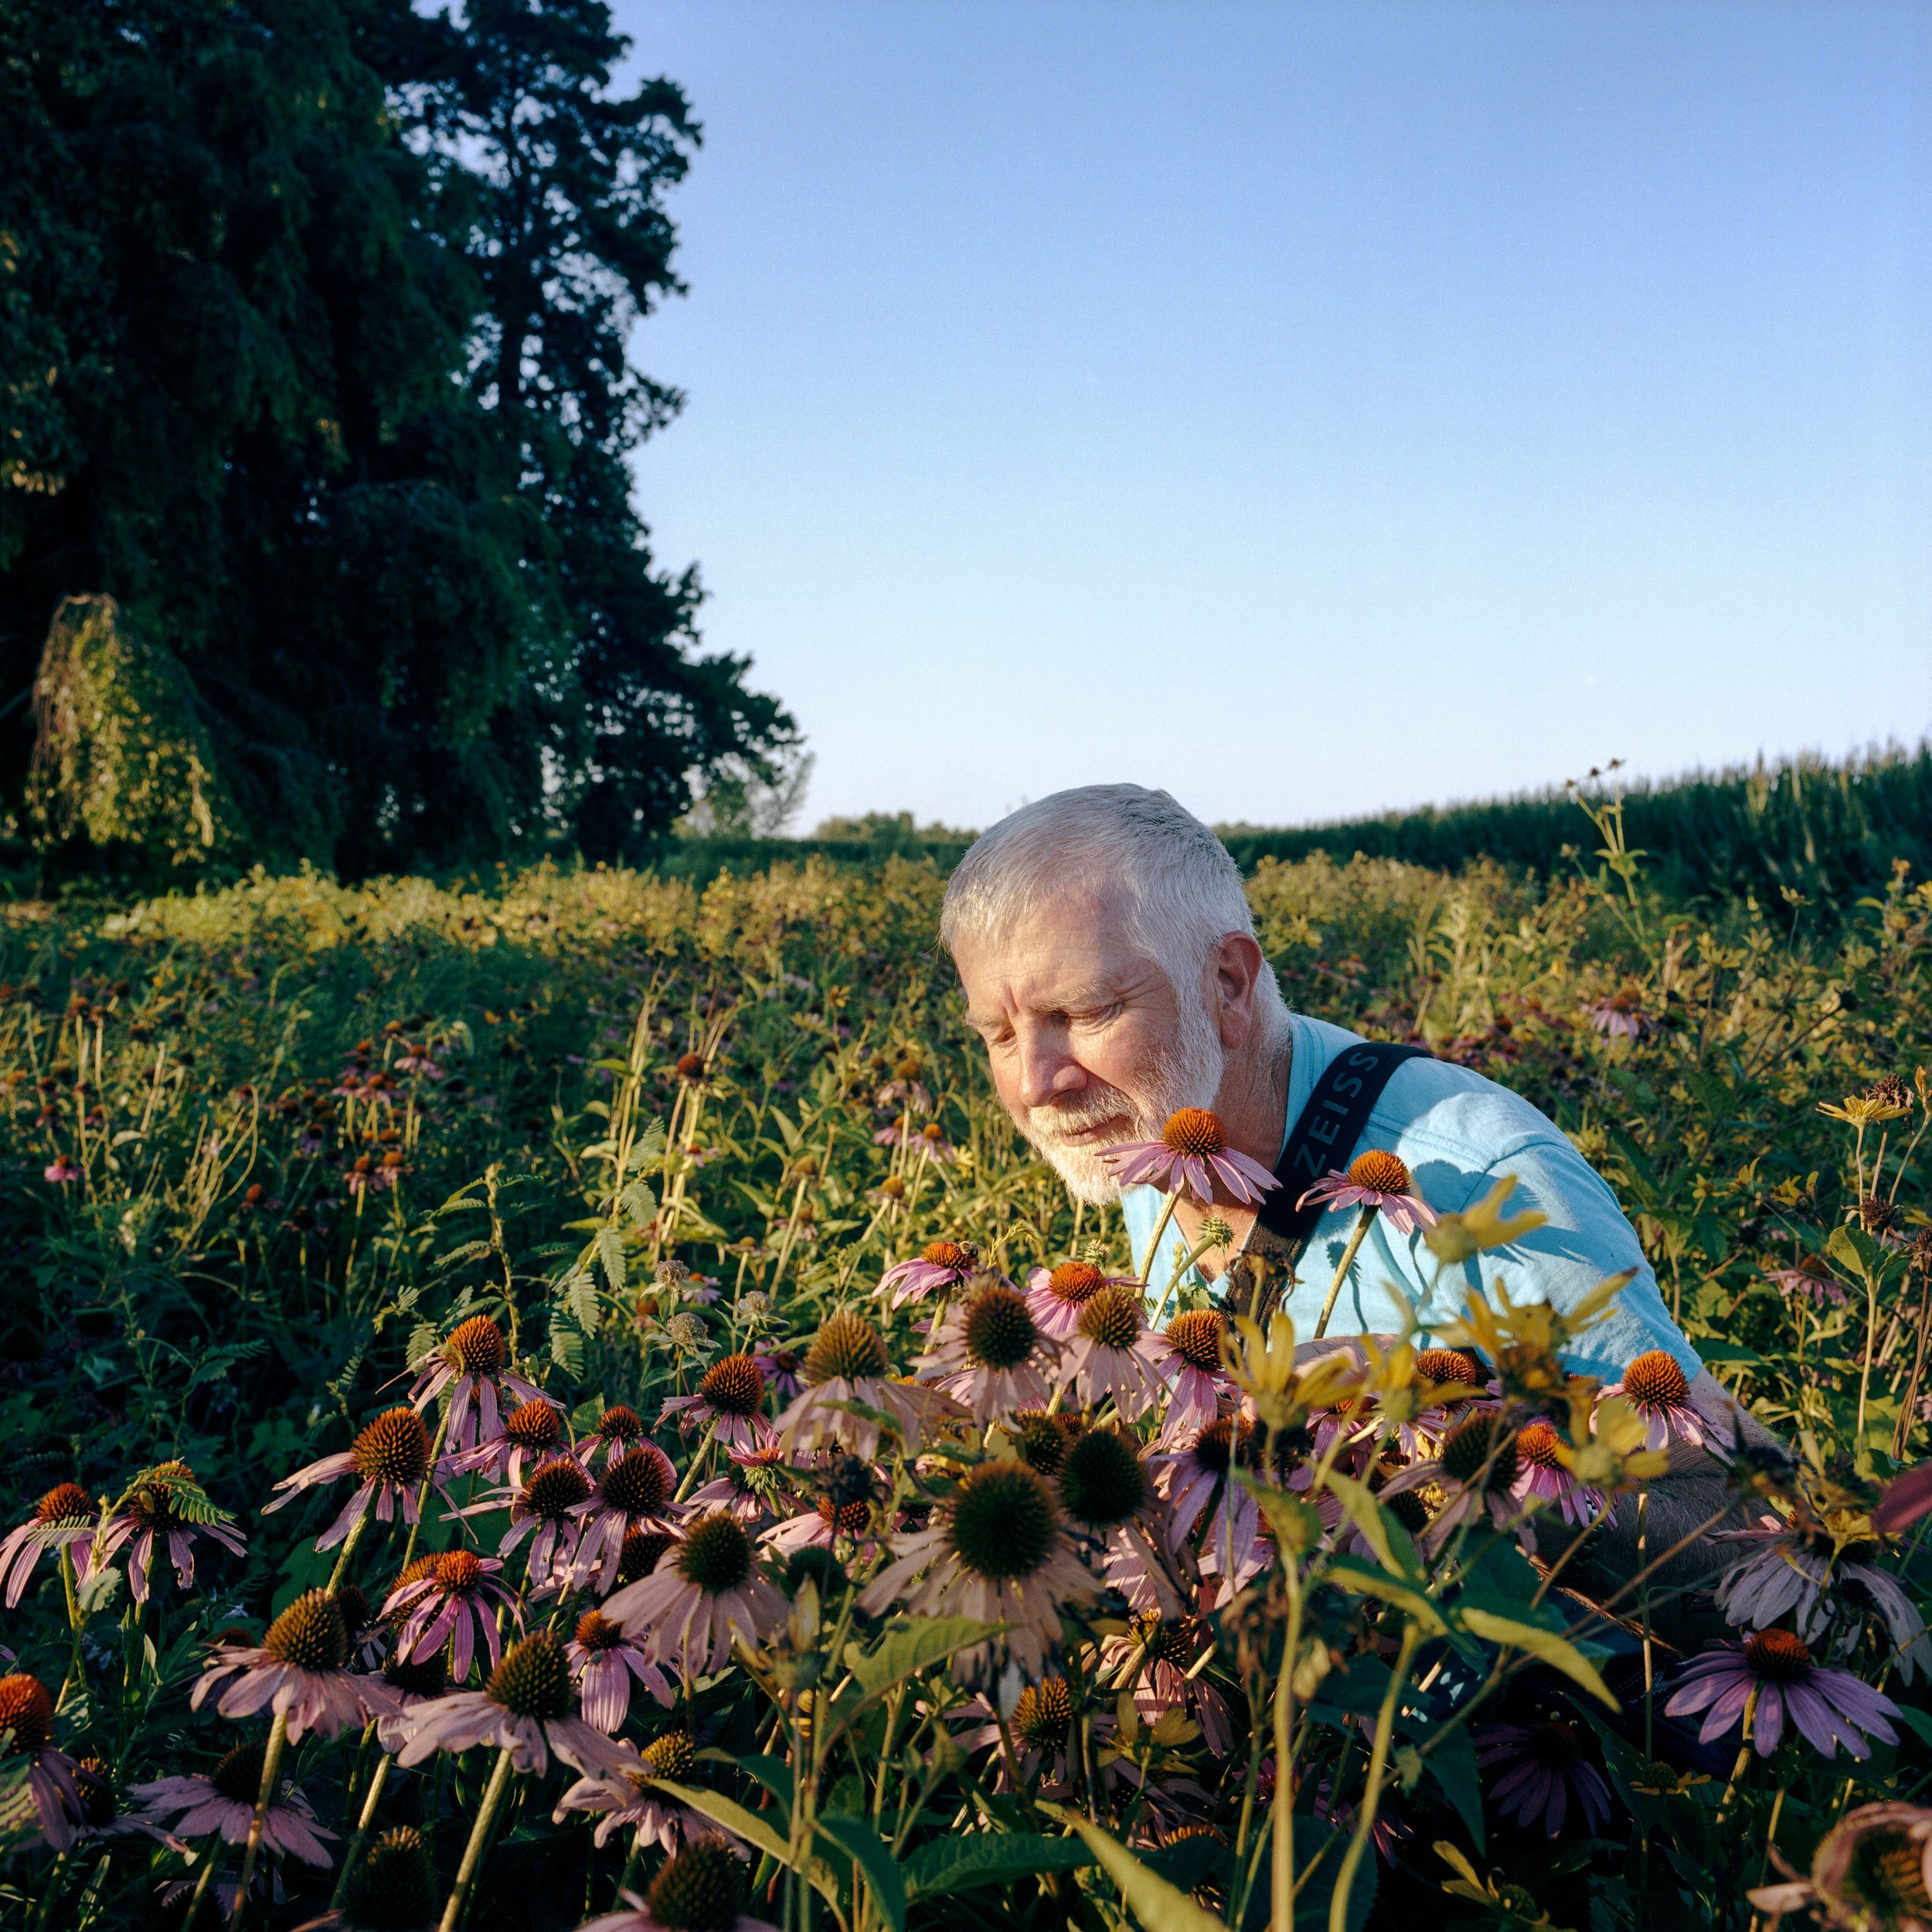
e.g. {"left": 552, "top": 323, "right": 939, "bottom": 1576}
{"left": 1015, "top": 1032, "right": 1086, "bottom": 1110}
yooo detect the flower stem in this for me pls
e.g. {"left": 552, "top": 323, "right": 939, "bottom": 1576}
{"left": 1268, "top": 1562, "right": 1304, "bottom": 1932}
{"left": 439, "top": 1746, "right": 517, "bottom": 1932}
{"left": 178, "top": 1842, "right": 221, "bottom": 1932}
{"left": 397, "top": 1403, "right": 455, "bottom": 1579}
{"left": 330, "top": 1743, "right": 392, "bottom": 1909}
{"left": 672, "top": 1420, "right": 719, "bottom": 1505}
{"left": 1327, "top": 1621, "right": 1421, "bottom": 1932}
{"left": 228, "top": 1706, "right": 288, "bottom": 1930}
{"left": 325, "top": 1505, "right": 370, "bottom": 1594}
{"left": 1714, "top": 1689, "right": 1759, "bottom": 1828}
{"left": 1313, "top": 1206, "right": 1379, "bottom": 1339}
{"left": 1136, "top": 1188, "right": 1184, "bottom": 1291}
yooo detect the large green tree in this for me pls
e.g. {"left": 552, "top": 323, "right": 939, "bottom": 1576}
{"left": 0, "top": 0, "right": 794, "bottom": 876}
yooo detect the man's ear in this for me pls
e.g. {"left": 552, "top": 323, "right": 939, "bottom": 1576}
{"left": 1209, "top": 933, "right": 1266, "bottom": 1050}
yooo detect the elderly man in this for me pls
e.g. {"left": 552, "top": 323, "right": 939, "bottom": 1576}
{"left": 942, "top": 782, "right": 1756, "bottom": 1451}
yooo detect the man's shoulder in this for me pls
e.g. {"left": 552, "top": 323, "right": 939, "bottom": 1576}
{"left": 1291, "top": 1012, "right": 1567, "bottom": 1170}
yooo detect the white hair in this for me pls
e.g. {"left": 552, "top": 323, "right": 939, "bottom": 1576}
{"left": 940, "top": 784, "right": 1291, "bottom": 1044}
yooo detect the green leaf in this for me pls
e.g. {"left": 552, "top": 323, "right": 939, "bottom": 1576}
{"left": 1321, "top": 1554, "right": 1447, "bottom": 1635}
{"left": 1421, "top": 1720, "right": 1485, "bottom": 1853}
{"left": 1696, "top": 1342, "right": 1764, "bottom": 1366}
{"left": 814, "top": 1814, "right": 906, "bottom": 1932}
{"left": 841, "top": 1617, "right": 1003, "bottom": 1712}
{"left": 1826, "top": 1223, "right": 1876, "bottom": 1284}
{"left": 1040, "top": 1803, "right": 1226, "bottom": 1932}
{"left": 903, "top": 1832, "right": 1095, "bottom": 1902}
{"left": 648, "top": 1781, "right": 833, "bottom": 1898}
{"left": 569, "top": 1395, "right": 605, "bottom": 1431}
{"left": 596, "top": 1226, "right": 627, "bottom": 1294}
{"left": 1458, "top": 1607, "right": 1617, "bottom": 1709}
{"left": 1322, "top": 1471, "right": 1417, "bottom": 1579}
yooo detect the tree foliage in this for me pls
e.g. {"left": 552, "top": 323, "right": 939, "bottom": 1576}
{"left": 0, "top": 0, "right": 796, "bottom": 878}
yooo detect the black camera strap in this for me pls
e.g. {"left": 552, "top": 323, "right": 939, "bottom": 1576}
{"left": 1255, "top": 1039, "right": 1429, "bottom": 1257}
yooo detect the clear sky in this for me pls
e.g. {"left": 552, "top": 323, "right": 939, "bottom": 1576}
{"left": 614, "top": 0, "right": 1932, "bottom": 834}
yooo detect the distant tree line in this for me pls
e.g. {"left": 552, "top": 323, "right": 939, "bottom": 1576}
{"left": 0, "top": 0, "right": 798, "bottom": 880}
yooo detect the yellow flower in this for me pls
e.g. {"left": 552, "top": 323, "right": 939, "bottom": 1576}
{"left": 1440, "top": 1271, "right": 1635, "bottom": 1407}
{"left": 1817, "top": 1094, "right": 1909, "bottom": 1127}
{"left": 1423, "top": 1175, "right": 1549, "bottom": 1265}
{"left": 1220, "top": 1311, "right": 1362, "bottom": 1435}
{"left": 1554, "top": 1393, "right": 1670, "bottom": 1492}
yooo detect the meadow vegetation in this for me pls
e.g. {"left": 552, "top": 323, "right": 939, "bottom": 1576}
{"left": 0, "top": 830, "right": 1927, "bottom": 1931}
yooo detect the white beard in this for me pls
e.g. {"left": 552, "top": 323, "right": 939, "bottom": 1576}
{"left": 1015, "top": 992, "right": 1228, "bottom": 1204}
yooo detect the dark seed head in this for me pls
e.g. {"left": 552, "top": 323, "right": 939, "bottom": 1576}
{"left": 1011, "top": 1411, "right": 1070, "bottom": 1476}
{"left": 1416, "top": 1348, "right": 1482, "bottom": 1390}
{"left": 1012, "top": 1675, "right": 1073, "bottom": 1749}
{"left": 597, "top": 1406, "right": 645, "bottom": 1444}
{"left": 1440, "top": 1414, "right": 1519, "bottom": 1491}
{"left": 642, "top": 1730, "right": 696, "bottom": 1780}
{"left": 33, "top": 1482, "right": 90, "bottom": 1526}
{"left": 645, "top": 1842, "right": 749, "bottom": 1932}
{"left": 353, "top": 1408, "right": 431, "bottom": 1488}
{"left": 574, "top": 1609, "right": 625, "bottom": 1653}
{"left": 1744, "top": 1628, "right": 1812, "bottom": 1683}
{"left": 263, "top": 1590, "right": 349, "bottom": 1672}
{"left": 503, "top": 1400, "right": 563, "bottom": 1452}
{"left": 962, "top": 1285, "right": 1039, "bottom": 1371}
{"left": 384, "top": 1649, "right": 448, "bottom": 1699}
{"left": 523, "top": 1456, "right": 593, "bottom": 1520}
{"left": 602, "top": 1445, "right": 674, "bottom": 1519}
{"left": 1844, "top": 1826, "right": 1932, "bottom": 1920}
{"left": 804, "top": 1312, "right": 889, "bottom": 1385}
{"left": 340, "top": 1825, "right": 438, "bottom": 1931}
{"left": 1076, "top": 1287, "right": 1143, "bottom": 1352}
{"left": 212, "top": 1738, "right": 269, "bottom": 1805}
{"left": 1164, "top": 1310, "right": 1226, "bottom": 1373}
{"left": 0, "top": 1674, "right": 54, "bottom": 1756}
{"left": 444, "top": 1315, "right": 506, "bottom": 1376}
{"left": 948, "top": 1462, "right": 1058, "bottom": 1581}
{"left": 1046, "top": 1261, "right": 1107, "bottom": 1305}
{"left": 1058, "top": 1429, "right": 1148, "bottom": 1529}
{"left": 332, "top": 1583, "right": 372, "bottom": 1634}
{"left": 434, "top": 1549, "right": 485, "bottom": 1594}
{"left": 699, "top": 1353, "right": 766, "bottom": 1418}
{"left": 72, "top": 1755, "right": 117, "bottom": 1828}
{"left": 920, "top": 1239, "right": 976, "bottom": 1272}
{"left": 676, "top": 1512, "right": 753, "bottom": 1594}
{"left": 619, "top": 1528, "right": 674, "bottom": 1584}
{"left": 485, "top": 1629, "right": 572, "bottom": 1719}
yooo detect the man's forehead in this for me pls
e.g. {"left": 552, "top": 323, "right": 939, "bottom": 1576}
{"left": 953, "top": 886, "right": 1151, "bottom": 1009}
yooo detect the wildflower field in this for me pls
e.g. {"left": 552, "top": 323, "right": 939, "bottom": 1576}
{"left": 2, "top": 835, "right": 1930, "bottom": 1932}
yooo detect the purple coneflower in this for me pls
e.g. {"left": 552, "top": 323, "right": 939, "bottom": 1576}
{"left": 375, "top": 1649, "right": 450, "bottom": 1752}
{"left": 63, "top": 1754, "right": 178, "bottom": 1849}
{"left": 1149, "top": 1417, "right": 1265, "bottom": 1604}
{"left": 661, "top": 1352, "right": 774, "bottom": 1454}
{"left": 955, "top": 1675, "right": 1080, "bottom": 1791}
{"left": 406, "top": 1314, "right": 545, "bottom": 1452}
{"left": 1025, "top": 1260, "right": 1138, "bottom": 1340}
{"left": 1599, "top": 1351, "right": 1724, "bottom": 1459}
{"left": 553, "top": 1732, "right": 706, "bottom": 1850}
{"left": 457, "top": 1396, "right": 567, "bottom": 1487}
{"left": 604, "top": 1511, "right": 787, "bottom": 1677}
{"left": 1511, "top": 1421, "right": 1612, "bottom": 1530}
{"left": 385, "top": 1549, "right": 522, "bottom": 1681}
{"left": 1101, "top": 1613, "right": 1235, "bottom": 1756}
{"left": 130, "top": 1735, "right": 335, "bottom": 1866}
{"left": 580, "top": 1842, "right": 776, "bottom": 1932}
{"left": 685, "top": 1443, "right": 797, "bottom": 1527}
{"left": 265, "top": 1406, "right": 444, "bottom": 1551}
{"left": 488, "top": 1454, "right": 594, "bottom": 1590}
{"left": 1297, "top": 1148, "right": 1437, "bottom": 1235}
{"left": 773, "top": 1311, "right": 964, "bottom": 1458}
{"left": 1475, "top": 1716, "right": 1614, "bottom": 1836}
{"left": 90, "top": 1461, "right": 247, "bottom": 1601}
{"left": 1057, "top": 1286, "right": 1169, "bottom": 1423}
{"left": 1665, "top": 1630, "right": 1902, "bottom": 1760}
{"left": 0, "top": 1673, "right": 84, "bottom": 1850}
{"left": 751, "top": 1348, "right": 804, "bottom": 1402}
{"left": 570, "top": 1441, "right": 680, "bottom": 1592}
{"left": 1585, "top": 982, "right": 1654, "bottom": 1040}
{"left": 43, "top": 1158, "right": 80, "bottom": 1185}
{"left": 917, "top": 1282, "right": 1059, "bottom": 1423}
{"left": 1748, "top": 1801, "right": 1932, "bottom": 1932}
{"left": 1100, "top": 1107, "right": 1280, "bottom": 1206}
{"left": 859, "top": 1461, "right": 1100, "bottom": 1686}
{"left": 1151, "top": 1310, "right": 1230, "bottom": 1444}
{"left": 0, "top": 1481, "right": 98, "bottom": 1609}
{"left": 1383, "top": 1413, "right": 1531, "bottom": 1555}
{"left": 569, "top": 1609, "right": 674, "bottom": 1732}
{"left": 1713, "top": 1511, "right": 1930, "bottom": 1683}
{"left": 193, "top": 1590, "right": 397, "bottom": 1741}
{"left": 878, "top": 1239, "right": 981, "bottom": 1309}
{"left": 585, "top": 1403, "right": 651, "bottom": 1467}
{"left": 395, "top": 1628, "right": 634, "bottom": 1776}
{"left": 1764, "top": 1256, "right": 1852, "bottom": 1309}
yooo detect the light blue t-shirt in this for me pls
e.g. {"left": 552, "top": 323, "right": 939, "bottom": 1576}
{"left": 1121, "top": 1012, "right": 1701, "bottom": 1383}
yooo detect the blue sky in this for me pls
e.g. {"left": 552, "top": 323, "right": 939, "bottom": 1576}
{"left": 614, "top": 0, "right": 1932, "bottom": 832}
